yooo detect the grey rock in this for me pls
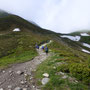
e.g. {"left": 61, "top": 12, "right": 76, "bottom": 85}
{"left": 16, "top": 71, "right": 24, "bottom": 75}
{"left": 33, "top": 86, "right": 35, "bottom": 88}
{"left": 43, "top": 73, "right": 49, "bottom": 77}
{"left": 56, "top": 72, "right": 65, "bottom": 75}
{"left": 25, "top": 85, "right": 29, "bottom": 88}
{"left": 8, "top": 89, "right": 12, "bottom": 90}
{"left": 30, "top": 68, "right": 32, "bottom": 70}
{"left": 24, "top": 74, "right": 27, "bottom": 76}
{"left": 59, "top": 72, "right": 65, "bottom": 75}
{"left": 8, "top": 85, "right": 12, "bottom": 89}
{"left": 20, "top": 81, "right": 26, "bottom": 85}
{"left": 36, "top": 89, "right": 40, "bottom": 90}
{"left": 22, "top": 88, "right": 27, "bottom": 90}
{"left": 0, "top": 88, "right": 3, "bottom": 90}
{"left": 0, "top": 82, "right": 2, "bottom": 85}
{"left": 41, "top": 78, "right": 49, "bottom": 85}
{"left": 2, "top": 71, "right": 5, "bottom": 73}
{"left": 10, "top": 73, "right": 13, "bottom": 76}
{"left": 9, "top": 79, "right": 11, "bottom": 81}
{"left": 75, "top": 80, "right": 78, "bottom": 83}
{"left": 14, "top": 87, "right": 22, "bottom": 90}
{"left": 9, "top": 70, "right": 12, "bottom": 73}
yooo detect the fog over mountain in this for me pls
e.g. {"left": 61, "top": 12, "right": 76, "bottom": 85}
{"left": 0, "top": 0, "right": 90, "bottom": 33}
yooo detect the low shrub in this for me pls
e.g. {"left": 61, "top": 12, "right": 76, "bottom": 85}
{"left": 69, "top": 63, "right": 90, "bottom": 84}
{"left": 57, "top": 63, "right": 70, "bottom": 73}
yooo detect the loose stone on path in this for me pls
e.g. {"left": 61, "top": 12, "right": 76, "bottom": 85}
{"left": 41, "top": 78, "right": 50, "bottom": 85}
{"left": 22, "top": 88, "right": 27, "bottom": 90}
{"left": 16, "top": 71, "right": 24, "bottom": 75}
{"left": 43, "top": 73, "right": 49, "bottom": 78}
{"left": 8, "top": 85, "right": 12, "bottom": 89}
{"left": 0, "top": 88, "right": 3, "bottom": 90}
{"left": 14, "top": 87, "right": 22, "bottom": 90}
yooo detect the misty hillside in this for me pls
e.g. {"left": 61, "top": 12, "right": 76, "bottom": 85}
{"left": 70, "top": 30, "right": 90, "bottom": 35}
{"left": 0, "top": 10, "right": 9, "bottom": 18}
{"left": 0, "top": 11, "right": 57, "bottom": 36}
{"left": 0, "top": 11, "right": 90, "bottom": 90}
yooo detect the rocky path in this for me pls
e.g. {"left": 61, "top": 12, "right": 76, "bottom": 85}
{"left": 0, "top": 41, "right": 52, "bottom": 90}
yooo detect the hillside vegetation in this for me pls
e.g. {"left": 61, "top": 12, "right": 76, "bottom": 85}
{"left": 35, "top": 32, "right": 90, "bottom": 90}
{"left": 0, "top": 11, "right": 90, "bottom": 89}
{"left": 35, "top": 40, "right": 90, "bottom": 90}
{"left": 0, "top": 13, "right": 55, "bottom": 68}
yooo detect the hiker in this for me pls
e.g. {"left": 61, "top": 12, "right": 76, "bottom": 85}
{"left": 45, "top": 46, "right": 48, "bottom": 55}
{"left": 41, "top": 46, "right": 44, "bottom": 50}
{"left": 35, "top": 44, "right": 39, "bottom": 49}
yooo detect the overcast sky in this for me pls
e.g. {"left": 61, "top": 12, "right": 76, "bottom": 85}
{"left": 0, "top": 0, "right": 90, "bottom": 33}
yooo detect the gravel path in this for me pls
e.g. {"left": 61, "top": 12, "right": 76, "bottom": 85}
{"left": 0, "top": 42, "right": 52, "bottom": 90}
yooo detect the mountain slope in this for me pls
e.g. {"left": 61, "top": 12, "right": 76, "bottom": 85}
{"left": 0, "top": 14, "right": 57, "bottom": 36}
{"left": 0, "top": 11, "right": 58, "bottom": 68}
{"left": 0, "top": 10, "right": 9, "bottom": 18}
{"left": 59, "top": 31, "right": 90, "bottom": 54}
{"left": 35, "top": 36, "right": 90, "bottom": 90}
{"left": 0, "top": 10, "right": 90, "bottom": 89}
{"left": 0, "top": 11, "right": 89, "bottom": 68}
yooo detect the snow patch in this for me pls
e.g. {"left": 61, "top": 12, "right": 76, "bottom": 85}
{"left": 82, "top": 43, "right": 90, "bottom": 48}
{"left": 13, "top": 28, "right": 20, "bottom": 32}
{"left": 80, "top": 33, "right": 90, "bottom": 36}
{"left": 60, "top": 35, "right": 81, "bottom": 41}
{"left": 82, "top": 49, "right": 90, "bottom": 54}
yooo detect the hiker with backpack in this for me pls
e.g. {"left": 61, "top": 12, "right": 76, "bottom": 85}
{"left": 45, "top": 45, "right": 48, "bottom": 55}
{"left": 41, "top": 46, "right": 44, "bottom": 50}
{"left": 35, "top": 44, "right": 39, "bottom": 49}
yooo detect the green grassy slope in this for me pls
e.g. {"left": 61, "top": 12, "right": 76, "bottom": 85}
{"left": 0, "top": 13, "right": 56, "bottom": 68}
{"left": 0, "top": 14, "right": 57, "bottom": 35}
{"left": 0, "top": 31, "right": 49, "bottom": 68}
{"left": 0, "top": 11, "right": 90, "bottom": 89}
{"left": 35, "top": 40, "right": 90, "bottom": 90}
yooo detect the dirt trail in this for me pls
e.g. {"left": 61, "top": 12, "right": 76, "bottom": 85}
{"left": 0, "top": 41, "right": 52, "bottom": 90}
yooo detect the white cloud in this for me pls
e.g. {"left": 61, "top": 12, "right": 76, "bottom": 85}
{"left": 0, "top": 0, "right": 90, "bottom": 33}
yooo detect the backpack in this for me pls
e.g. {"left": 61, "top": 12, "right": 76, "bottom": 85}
{"left": 45, "top": 47, "right": 48, "bottom": 52}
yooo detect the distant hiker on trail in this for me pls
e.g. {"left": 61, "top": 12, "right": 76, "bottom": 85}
{"left": 35, "top": 44, "right": 39, "bottom": 49}
{"left": 41, "top": 46, "right": 44, "bottom": 50}
{"left": 45, "top": 46, "right": 48, "bottom": 55}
